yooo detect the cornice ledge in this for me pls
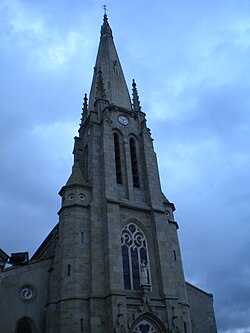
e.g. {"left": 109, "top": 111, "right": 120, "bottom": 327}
{"left": 57, "top": 204, "right": 91, "bottom": 215}
{"left": 168, "top": 220, "right": 179, "bottom": 229}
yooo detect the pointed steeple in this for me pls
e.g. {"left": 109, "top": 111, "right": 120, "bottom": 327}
{"left": 88, "top": 14, "right": 132, "bottom": 111}
{"left": 132, "top": 79, "right": 141, "bottom": 112}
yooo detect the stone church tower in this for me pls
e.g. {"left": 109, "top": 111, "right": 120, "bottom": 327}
{"left": 0, "top": 14, "right": 217, "bottom": 333}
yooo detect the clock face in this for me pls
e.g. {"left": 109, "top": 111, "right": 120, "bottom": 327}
{"left": 118, "top": 115, "right": 129, "bottom": 126}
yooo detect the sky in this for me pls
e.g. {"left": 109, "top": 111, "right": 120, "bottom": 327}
{"left": 1, "top": 0, "right": 250, "bottom": 332}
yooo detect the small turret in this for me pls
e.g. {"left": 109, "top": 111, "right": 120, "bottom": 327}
{"left": 59, "top": 160, "right": 90, "bottom": 210}
{"left": 65, "top": 160, "right": 87, "bottom": 187}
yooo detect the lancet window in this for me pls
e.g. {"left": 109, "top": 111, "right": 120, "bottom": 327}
{"left": 114, "top": 133, "right": 122, "bottom": 184}
{"left": 130, "top": 138, "right": 140, "bottom": 188}
{"left": 84, "top": 146, "right": 89, "bottom": 181}
{"left": 121, "top": 223, "right": 150, "bottom": 290}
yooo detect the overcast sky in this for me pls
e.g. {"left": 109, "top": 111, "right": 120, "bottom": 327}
{"left": 1, "top": 1, "right": 250, "bottom": 332}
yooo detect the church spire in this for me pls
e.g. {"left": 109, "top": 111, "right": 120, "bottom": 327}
{"left": 88, "top": 14, "right": 132, "bottom": 111}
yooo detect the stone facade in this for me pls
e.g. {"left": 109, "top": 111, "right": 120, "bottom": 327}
{"left": 186, "top": 283, "right": 217, "bottom": 333}
{"left": 0, "top": 14, "right": 217, "bottom": 333}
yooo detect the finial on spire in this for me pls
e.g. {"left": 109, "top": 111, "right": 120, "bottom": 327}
{"left": 96, "top": 68, "right": 107, "bottom": 100}
{"left": 101, "top": 5, "right": 112, "bottom": 37}
{"left": 103, "top": 4, "right": 107, "bottom": 15}
{"left": 80, "top": 93, "right": 88, "bottom": 126}
{"left": 132, "top": 79, "right": 141, "bottom": 112}
{"left": 83, "top": 93, "right": 88, "bottom": 112}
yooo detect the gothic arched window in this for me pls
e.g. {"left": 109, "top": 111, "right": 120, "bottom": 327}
{"left": 114, "top": 133, "right": 122, "bottom": 184}
{"left": 130, "top": 138, "right": 140, "bottom": 188}
{"left": 121, "top": 223, "right": 150, "bottom": 290}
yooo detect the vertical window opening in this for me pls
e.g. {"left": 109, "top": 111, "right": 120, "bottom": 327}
{"left": 84, "top": 146, "right": 88, "bottom": 182}
{"left": 173, "top": 250, "right": 177, "bottom": 261}
{"left": 184, "top": 322, "right": 187, "bottom": 333}
{"left": 122, "top": 245, "right": 131, "bottom": 289}
{"left": 114, "top": 133, "right": 122, "bottom": 184}
{"left": 121, "top": 223, "right": 150, "bottom": 290}
{"left": 131, "top": 247, "right": 140, "bottom": 289}
{"left": 67, "top": 264, "right": 71, "bottom": 276}
{"left": 130, "top": 138, "right": 140, "bottom": 188}
{"left": 81, "top": 232, "right": 84, "bottom": 244}
{"left": 80, "top": 318, "right": 84, "bottom": 332}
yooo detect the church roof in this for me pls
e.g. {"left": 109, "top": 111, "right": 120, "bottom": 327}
{"left": 88, "top": 14, "right": 132, "bottom": 111}
{"left": 66, "top": 160, "right": 87, "bottom": 186}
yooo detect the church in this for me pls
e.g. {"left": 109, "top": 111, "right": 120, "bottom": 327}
{"left": 0, "top": 14, "right": 217, "bottom": 333}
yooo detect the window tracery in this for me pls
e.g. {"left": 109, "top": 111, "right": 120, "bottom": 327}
{"left": 132, "top": 319, "right": 158, "bottom": 333}
{"left": 121, "top": 223, "right": 150, "bottom": 290}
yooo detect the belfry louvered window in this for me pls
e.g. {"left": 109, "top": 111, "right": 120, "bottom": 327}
{"left": 130, "top": 138, "right": 140, "bottom": 188}
{"left": 114, "top": 133, "right": 122, "bottom": 184}
{"left": 121, "top": 223, "right": 150, "bottom": 290}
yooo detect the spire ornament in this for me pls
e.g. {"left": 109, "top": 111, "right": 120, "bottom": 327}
{"left": 80, "top": 93, "right": 88, "bottom": 126}
{"left": 96, "top": 67, "right": 107, "bottom": 100}
{"left": 132, "top": 79, "right": 141, "bottom": 112}
{"left": 101, "top": 7, "right": 112, "bottom": 37}
{"left": 103, "top": 4, "right": 107, "bottom": 15}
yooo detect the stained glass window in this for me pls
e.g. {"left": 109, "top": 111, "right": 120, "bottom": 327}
{"left": 121, "top": 223, "right": 150, "bottom": 290}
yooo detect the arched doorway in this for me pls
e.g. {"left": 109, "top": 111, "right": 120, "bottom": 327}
{"left": 129, "top": 313, "right": 168, "bottom": 333}
{"left": 16, "top": 318, "right": 33, "bottom": 333}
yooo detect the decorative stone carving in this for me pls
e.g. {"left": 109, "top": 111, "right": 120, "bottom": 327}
{"left": 132, "top": 319, "right": 158, "bottom": 333}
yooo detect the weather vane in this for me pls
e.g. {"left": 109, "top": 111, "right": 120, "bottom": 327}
{"left": 103, "top": 4, "right": 107, "bottom": 15}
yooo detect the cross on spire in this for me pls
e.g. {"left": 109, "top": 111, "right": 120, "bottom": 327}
{"left": 103, "top": 4, "right": 107, "bottom": 15}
